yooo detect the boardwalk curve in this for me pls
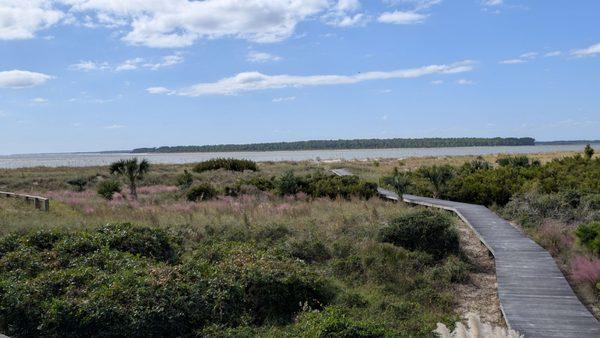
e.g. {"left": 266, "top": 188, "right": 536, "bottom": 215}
{"left": 403, "top": 194, "right": 600, "bottom": 338}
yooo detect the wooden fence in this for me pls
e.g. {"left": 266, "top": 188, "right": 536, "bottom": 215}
{"left": 0, "top": 191, "right": 50, "bottom": 211}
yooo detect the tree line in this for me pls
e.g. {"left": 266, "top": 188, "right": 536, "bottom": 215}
{"left": 132, "top": 137, "right": 536, "bottom": 153}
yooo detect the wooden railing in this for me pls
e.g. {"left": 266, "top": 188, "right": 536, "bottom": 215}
{"left": 0, "top": 191, "right": 50, "bottom": 211}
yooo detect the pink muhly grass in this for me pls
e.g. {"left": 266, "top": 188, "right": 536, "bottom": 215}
{"left": 137, "top": 185, "right": 178, "bottom": 195}
{"left": 571, "top": 256, "right": 600, "bottom": 285}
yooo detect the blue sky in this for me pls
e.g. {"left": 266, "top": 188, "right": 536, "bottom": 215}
{"left": 1, "top": 0, "right": 599, "bottom": 154}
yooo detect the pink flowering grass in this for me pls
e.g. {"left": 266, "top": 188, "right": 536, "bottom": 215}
{"left": 571, "top": 256, "right": 600, "bottom": 285}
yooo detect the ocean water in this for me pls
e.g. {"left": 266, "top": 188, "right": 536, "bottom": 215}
{"left": 0, "top": 144, "right": 597, "bottom": 169}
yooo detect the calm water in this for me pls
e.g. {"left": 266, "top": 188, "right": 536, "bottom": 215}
{"left": 0, "top": 144, "right": 597, "bottom": 169}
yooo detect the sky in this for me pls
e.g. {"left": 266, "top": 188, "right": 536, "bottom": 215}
{"left": 1, "top": 0, "right": 599, "bottom": 155}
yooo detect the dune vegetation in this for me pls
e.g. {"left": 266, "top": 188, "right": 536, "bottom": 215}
{"left": 0, "top": 147, "right": 597, "bottom": 336}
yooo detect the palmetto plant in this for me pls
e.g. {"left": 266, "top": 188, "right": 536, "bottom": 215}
{"left": 419, "top": 165, "right": 455, "bottom": 198}
{"left": 109, "top": 158, "right": 150, "bottom": 199}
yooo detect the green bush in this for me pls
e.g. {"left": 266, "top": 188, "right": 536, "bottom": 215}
{"left": 188, "top": 242, "right": 335, "bottom": 324}
{"left": 379, "top": 210, "right": 459, "bottom": 260}
{"left": 97, "top": 223, "right": 180, "bottom": 263}
{"left": 193, "top": 158, "right": 258, "bottom": 173}
{"left": 381, "top": 167, "right": 412, "bottom": 194}
{"left": 294, "top": 307, "right": 395, "bottom": 337}
{"left": 0, "top": 229, "right": 334, "bottom": 337}
{"left": 576, "top": 221, "right": 600, "bottom": 255}
{"left": 496, "top": 155, "right": 535, "bottom": 168}
{"left": 275, "top": 170, "right": 300, "bottom": 196}
{"left": 285, "top": 238, "right": 332, "bottom": 263}
{"left": 66, "top": 177, "right": 88, "bottom": 192}
{"left": 187, "top": 183, "right": 217, "bottom": 202}
{"left": 176, "top": 170, "right": 194, "bottom": 189}
{"left": 96, "top": 180, "right": 122, "bottom": 200}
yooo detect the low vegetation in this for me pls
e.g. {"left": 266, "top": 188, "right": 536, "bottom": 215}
{"left": 193, "top": 158, "right": 258, "bottom": 173}
{"left": 379, "top": 146, "right": 600, "bottom": 314}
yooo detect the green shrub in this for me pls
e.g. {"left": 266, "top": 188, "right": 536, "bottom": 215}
{"left": 187, "top": 183, "right": 217, "bottom": 202}
{"left": 193, "top": 158, "right": 258, "bottom": 173}
{"left": 275, "top": 170, "right": 300, "bottom": 196}
{"left": 576, "top": 221, "right": 600, "bottom": 255}
{"left": 285, "top": 238, "right": 332, "bottom": 263}
{"left": 0, "top": 230, "right": 334, "bottom": 337}
{"left": 188, "top": 242, "right": 335, "bottom": 324}
{"left": 381, "top": 168, "right": 412, "bottom": 194}
{"left": 294, "top": 307, "right": 395, "bottom": 337}
{"left": 66, "top": 177, "right": 88, "bottom": 192}
{"left": 379, "top": 210, "right": 459, "bottom": 260}
{"left": 96, "top": 180, "right": 122, "bottom": 200}
{"left": 496, "top": 155, "right": 534, "bottom": 168}
{"left": 176, "top": 170, "right": 194, "bottom": 190}
{"left": 97, "top": 223, "right": 180, "bottom": 263}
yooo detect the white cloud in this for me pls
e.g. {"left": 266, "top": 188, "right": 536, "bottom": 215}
{"left": 544, "top": 51, "right": 562, "bottom": 57}
{"left": 0, "top": 0, "right": 63, "bottom": 40}
{"left": 483, "top": 0, "right": 503, "bottom": 6}
{"left": 31, "top": 97, "right": 48, "bottom": 103}
{"left": 272, "top": 96, "right": 296, "bottom": 102}
{"left": 499, "top": 59, "right": 526, "bottom": 65}
{"left": 143, "top": 54, "right": 184, "bottom": 70}
{"left": 519, "top": 52, "right": 537, "bottom": 59}
{"left": 378, "top": 11, "right": 427, "bottom": 25}
{"left": 572, "top": 42, "right": 600, "bottom": 57}
{"left": 69, "top": 60, "right": 110, "bottom": 71}
{"left": 323, "top": 0, "right": 368, "bottom": 27}
{"left": 246, "top": 51, "right": 282, "bottom": 63}
{"left": 146, "top": 87, "right": 175, "bottom": 95}
{"left": 2, "top": 1, "right": 334, "bottom": 46}
{"left": 456, "top": 79, "right": 474, "bottom": 85}
{"left": 71, "top": 54, "right": 184, "bottom": 72}
{"left": 62, "top": 0, "right": 331, "bottom": 47}
{"left": 105, "top": 124, "right": 125, "bottom": 129}
{"left": 150, "top": 60, "right": 475, "bottom": 96}
{"left": 115, "top": 58, "right": 144, "bottom": 71}
{"left": 0, "top": 70, "right": 53, "bottom": 89}
{"left": 430, "top": 79, "right": 443, "bottom": 85}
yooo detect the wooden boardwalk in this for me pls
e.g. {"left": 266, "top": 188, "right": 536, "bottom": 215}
{"left": 403, "top": 194, "right": 600, "bottom": 338}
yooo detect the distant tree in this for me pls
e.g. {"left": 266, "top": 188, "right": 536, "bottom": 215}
{"left": 66, "top": 177, "right": 88, "bottom": 192}
{"left": 418, "top": 165, "right": 455, "bottom": 198}
{"left": 109, "top": 158, "right": 150, "bottom": 199}
{"left": 584, "top": 144, "right": 595, "bottom": 160}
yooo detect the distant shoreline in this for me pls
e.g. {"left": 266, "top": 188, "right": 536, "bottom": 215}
{"left": 131, "top": 137, "right": 537, "bottom": 154}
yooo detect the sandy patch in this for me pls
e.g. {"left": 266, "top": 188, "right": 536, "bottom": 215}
{"left": 453, "top": 219, "right": 505, "bottom": 327}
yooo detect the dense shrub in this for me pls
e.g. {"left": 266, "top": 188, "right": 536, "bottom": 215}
{"left": 379, "top": 210, "right": 459, "bottom": 260}
{"left": 66, "top": 177, "right": 88, "bottom": 192}
{"left": 417, "top": 165, "right": 455, "bottom": 198}
{"left": 576, "top": 221, "right": 600, "bottom": 255}
{"left": 187, "top": 183, "right": 217, "bottom": 201}
{"left": 96, "top": 180, "right": 122, "bottom": 200}
{"left": 496, "top": 155, "right": 537, "bottom": 168}
{"left": 193, "top": 158, "right": 258, "bottom": 173}
{"left": 445, "top": 167, "right": 525, "bottom": 206}
{"left": 176, "top": 169, "right": 194, "bottom": 190}
{"left": 381, "top": 167, "right": 411, "bottom": 194}
{"left": 275, "top": 170, "right": 300, "bottom": 196}
{"left": 0, "top": 228, "right": 333, "bottom": 337}
{"left": 284, "top": 238, "right": 332, "bottom": 263}
{"left": 275, "top": 171, "right": 377, "bottom": 200}
{"left": 294, "top": 307, "right": 395, "bottom": 337}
